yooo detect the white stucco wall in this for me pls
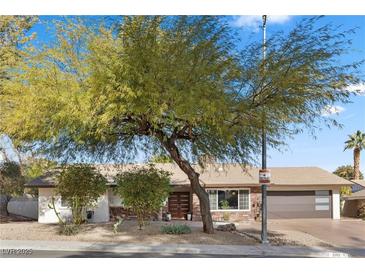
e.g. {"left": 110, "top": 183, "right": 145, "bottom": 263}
{"left": 91, "top": 192, "right": 110, "bottom": 222}
{"left": 108, "top": 188, "right": 123, "bottom": 207}
{"left": 332, "top": 188, "right": 341, "bottom": 219}
{"left": 38, "top": 188, "right": 72, "bottom": 223}
{"left": 38, "top": 188, "right": 110, "bottom": 223}
{"left": 7, "top": 197, "right": 38, "bottom": 219}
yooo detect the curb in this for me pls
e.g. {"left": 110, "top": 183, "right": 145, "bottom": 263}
{"left": 0, "top": 240, "right": 352, "bottom": 257}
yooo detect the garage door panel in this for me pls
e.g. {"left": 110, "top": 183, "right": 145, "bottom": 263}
{"left": 268, "top": 191, "right": 331, "bottom": 219}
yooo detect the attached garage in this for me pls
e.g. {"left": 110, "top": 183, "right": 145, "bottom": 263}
{"left": 268, "top": 190, "right": 332, "bottom": 219}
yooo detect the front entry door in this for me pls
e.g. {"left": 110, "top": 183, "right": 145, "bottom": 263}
{"left": 168, "top": 192, "right": 190, "bottom": 219}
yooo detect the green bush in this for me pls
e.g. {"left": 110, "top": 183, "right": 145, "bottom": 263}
{"left": 59, "top": 224, "right": 79, "bottom": 236}
{"left": 160, "top": 224, "right": 192, "bottom": 235}
{"left": 57, "top": 164, "right": 107, "bottom": 225}
{"left": 115, "top": 165, "right": 171, "bottom": 230}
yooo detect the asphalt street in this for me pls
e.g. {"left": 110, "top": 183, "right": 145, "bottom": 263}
{"left": 0, "top": 250, "right": 308, "bottom": 258}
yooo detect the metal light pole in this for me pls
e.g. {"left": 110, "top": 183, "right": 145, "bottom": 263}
{"left": 260, "top": 14, "right": 269, "bottom": 245}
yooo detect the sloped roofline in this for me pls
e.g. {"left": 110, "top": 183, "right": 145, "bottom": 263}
{"left": 25, "top": 164, "right": 353, "bottom": 188}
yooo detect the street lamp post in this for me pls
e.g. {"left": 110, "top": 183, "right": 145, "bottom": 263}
{"left": 260, "top": 15, "right": 269, "bottom": 245}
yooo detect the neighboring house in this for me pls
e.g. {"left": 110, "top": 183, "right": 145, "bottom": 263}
{"left": 351, "top": 179, "right": 365, "bottom": 193}
{"left": 342, "top": 180, "right": 365, "bottom": 218}
{"left": 25, "top": 164, "right": 352, "bottom": 223}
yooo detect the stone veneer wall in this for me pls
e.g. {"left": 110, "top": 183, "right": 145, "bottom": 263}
{"left": 192, "top": 186, "right": 261, "bottom": 222}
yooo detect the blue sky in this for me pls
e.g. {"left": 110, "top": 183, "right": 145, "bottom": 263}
{"left": 1, "top": 16, "right": 365, "bottom": 173}
{"left": 231, "top": 15, "right": 365, "bottom": 173}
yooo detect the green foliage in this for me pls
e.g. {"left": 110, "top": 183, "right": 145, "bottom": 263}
{"left": 1, "top": 16, "right": 364, "bottom": 232}
{"left": 1, "top": 16, "right": 363, "bottom": 165}
{"left": 219, "top": 200, "right": 229, "bottom": 209}
{"left": 114, "top": 165, "right": 171, "bottom": 229}
{"left": 56, "top": 164, "right": 107, "bottom": 225}
{"left": 219, "top": 200, "right": 230, "bottom": 221}
{"left": 333, "top": 165, "right": 363, "bottom": 180}
{"left": 344, "top": 131, "right": 365, "bottom": 152}
{"left": 344, "top": 131, "right": 365, "bottom": 180}
{"left": 24, "top": 158, "right": 56, "bottom": 197}
{"left": 24, "top": 158, "right": 56, "bottom": 181}
{"left": 149, "top": 154, "right": 173, "bottom": 163}
{"left": 160, "top": 224, "right": 192, "bottom": 235}
{"left": 340, "top": 186, "right": 352, "bottom": 197}
{"left": 0, "top": 161, "right": 25, "bottom": 197}
{"left": 0, "top": 16, "right": 37, "bottom": 89}
{"left": 59, "top": 224, "right": 80, "bottom": 236}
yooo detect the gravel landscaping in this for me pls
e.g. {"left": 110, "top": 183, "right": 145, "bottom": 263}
{"left": 0, "top": 220, "right": 257, "bottom": 245}
{"left": 0, "top": 218, "right": 334, "bottom": 247}
{"left": 236, "top": 225, "right": 333, "bottom": 247}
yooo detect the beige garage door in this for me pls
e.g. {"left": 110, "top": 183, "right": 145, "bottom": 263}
{"left": 268, "top": 191, "right": 332, "bottom": 219}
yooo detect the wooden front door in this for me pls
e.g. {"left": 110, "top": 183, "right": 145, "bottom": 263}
{"left": 168, "top": 192, "right": 190, "bottom": 219}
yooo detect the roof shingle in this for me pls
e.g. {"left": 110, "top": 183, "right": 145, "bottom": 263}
{"left": 25, "top": 164, "right": 353, "bottom": 188}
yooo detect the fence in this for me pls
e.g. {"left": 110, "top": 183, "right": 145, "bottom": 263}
{"left": 7, "top": 196, "right": 38, "bottom": 219}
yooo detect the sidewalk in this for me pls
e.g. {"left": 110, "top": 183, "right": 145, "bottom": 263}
{"left": 0, "top": 240, "right": 351, "bottom": 257}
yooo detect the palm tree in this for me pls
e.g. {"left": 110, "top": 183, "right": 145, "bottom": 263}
{"left": 344, "top": 130, "right": 365, "bottom": 180}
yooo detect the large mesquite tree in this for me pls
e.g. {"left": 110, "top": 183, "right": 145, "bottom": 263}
{"left": 0, "top": 16, "right": 363, "bottom": 233}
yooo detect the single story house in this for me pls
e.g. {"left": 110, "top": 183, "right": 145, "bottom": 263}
{"left": 25, "top": 164, "right": 352, "bottom": 223}
{"left": 342, "top": 180, "right": 365, "bottom": 218}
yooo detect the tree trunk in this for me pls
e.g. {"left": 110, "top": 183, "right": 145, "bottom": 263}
{"left": 354, "top": 148, "right": 361, "bottom": 180}
{"left": 157, "top": 136, "right": 214, "bottom": 234}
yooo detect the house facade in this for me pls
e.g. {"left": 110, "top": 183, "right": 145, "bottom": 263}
{"left": 26, "top": 164, "right": 352, "bottom": 223}
{"left": 342, "top": 180, "right": 365, "bottom": 218}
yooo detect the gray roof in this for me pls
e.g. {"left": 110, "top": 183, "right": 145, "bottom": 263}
{"left": 343, "top": 189, "right": 365, "bottom": 200}
{"left": 25, "top": 170, "right": 60, "bottom": 187}
{"left": 25, "top": 164, "right": 353, "bottom": 188}
{"left": 352, "top": 180, "right": 365, "bottom": 188}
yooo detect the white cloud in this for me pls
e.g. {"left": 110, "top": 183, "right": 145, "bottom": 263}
{"left": 321, "top": 105, "right": 345, "bottom": 117}
{"left": 344, "top": 83, "right": 365, "bottom": 95}
{"left": 232, "top": 15, "right": 292, "bottom": 31}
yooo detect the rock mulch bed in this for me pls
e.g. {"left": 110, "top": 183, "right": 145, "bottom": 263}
{"left": 0, "top": 220, "right": 257, "bottom": 245}
{"left": 216, "top": 223, "right": 236, "bottom": 232}
{"left": 235, "top": 228, "right": 333, "bottom": 247}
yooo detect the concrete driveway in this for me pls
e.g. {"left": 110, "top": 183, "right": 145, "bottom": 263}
{"left": 264, "top": 218, "right": 365, "bottom": 248}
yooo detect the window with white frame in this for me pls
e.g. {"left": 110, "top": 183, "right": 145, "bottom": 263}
{"left": 208, "top": 189, "right": 250, "bottom": 210}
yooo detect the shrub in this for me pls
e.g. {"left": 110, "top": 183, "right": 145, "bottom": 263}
{"left": 115, "top": 165, "right": 171, "bottom": 230}
{"left": 56, "top": 164, "right": 107, "bottom": 225}
{"left": 160, "top": 224, "right": 192, "bottom": 235}
{"left": 220, "top": 200, "right": 230, "bottom": 221}
{"left": 59, "top": 224, "right": 79, "bottom": 236}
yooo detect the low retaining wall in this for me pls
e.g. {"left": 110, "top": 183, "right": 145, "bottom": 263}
{"left": 7, "top": 197, "right": 38, "bottom": 219}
